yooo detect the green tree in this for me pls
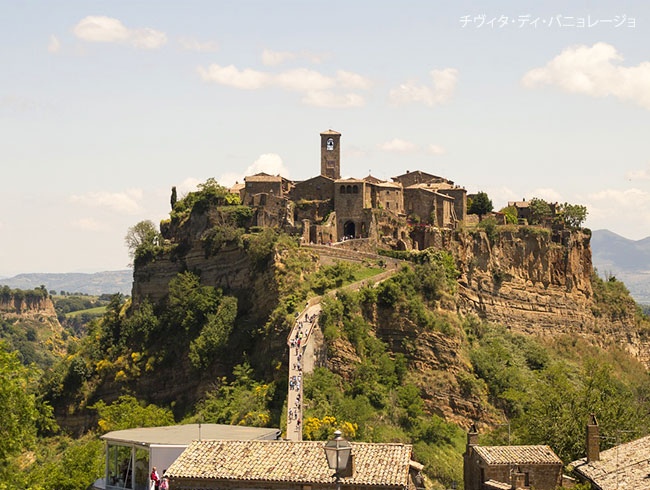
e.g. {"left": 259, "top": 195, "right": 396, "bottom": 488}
{"left": 192, "top": 362, "right": 273, "bottom": 427}
{"left": 189, "top": 296, "right": 238, "bottom": 369}
{"left": 124, "top": 220, "right": 160, "bottom": 263}
{"left": 0, "top": 342, "right": 54, "bottom": 464}
{"left": 170, "top": 186, "right": 177, "bottom": 210}
{"left": 559, "top": 202, "right": 588, "bottom": 228}
{"left": 499, "top": 205, "right": 518, "bottom": 224}
{"left": 528, "top": 198, "right": 551, "bottom": 225}
{"left": 91, "top": 395, "right": 174, "bottom": 433}
{"left": 468, "top": 191, "right": 493, "bottom": 219}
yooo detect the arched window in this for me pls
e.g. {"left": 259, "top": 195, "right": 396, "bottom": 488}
{"left": 340, "top": 185, "right": 346, "bottom": 194}
{"left": 327, "top": 138, "right": 334, "bottom": 151}
{"left": 346, "top": 185, "right": 352, "bottom": 194}
{"left": 352, "top": 185, "right": 358, "bottom": 194}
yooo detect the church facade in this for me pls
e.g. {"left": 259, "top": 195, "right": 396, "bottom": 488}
{"left": 234, "top": 130, "right": 467, "bottom": 249}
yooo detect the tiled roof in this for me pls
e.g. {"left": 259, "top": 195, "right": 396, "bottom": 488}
{"left": 474, "top": 446, "right": 562, "bottom": 465}
{"left": 245, "top": 173, "right": 283, "bottom": 182}
{"left": 508, "top": 201, "right": 529, "bottom": 208}
{"left": 364, "top": 175, "right": 384, "bottom": 184}
{"left": 372, "top": 181, "right": 402, "bottom": 189}
{"left": 167, "top": 440, "right": 413, "bottom": 487}
{"left": 321, "top": 129, "right": 341, "bottom": 135}
{"left": 570, "top": 434, "right": 650, "bottom": 490}
{"left": 392, "top": 170, "right": 438, "bottom": 180}
{"left": 336, "top": 178, "right": 365, "bottom": 183}
{"left": 404, "top": 185, "right": 454, "bottom": 200}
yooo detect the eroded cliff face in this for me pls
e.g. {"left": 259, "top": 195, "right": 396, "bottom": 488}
{"left": 425, "top": 228, "right": 650, "bottom": 366}
{"left": 0, "top": 295, "right": 57, "bottom": 318}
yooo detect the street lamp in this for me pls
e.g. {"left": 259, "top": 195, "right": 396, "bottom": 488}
{"left": 324, "top": 430, "right": 352, "bottom": 487}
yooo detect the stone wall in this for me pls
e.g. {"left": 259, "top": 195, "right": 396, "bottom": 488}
{"left": 290, "top": 175, "right": 335, "bottom": 202}
{"left": 437, "top": 187, "right": 467, "bottom": 222}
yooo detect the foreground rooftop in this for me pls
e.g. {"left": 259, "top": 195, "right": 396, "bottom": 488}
{"left": 167, "top": 439, "right": 413, "bottom": 487}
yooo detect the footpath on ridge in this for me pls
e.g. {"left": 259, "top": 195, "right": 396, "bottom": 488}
{"left": 286, "top": 245, "right": 403, "bottom": 441}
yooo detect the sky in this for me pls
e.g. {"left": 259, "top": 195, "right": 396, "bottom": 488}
{"left": 2, "top": 0, "right": 650, "bottom": 275}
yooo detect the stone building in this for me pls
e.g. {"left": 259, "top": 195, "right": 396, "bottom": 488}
{"left": 291, "top": 175, "right": 335, "bottom": 202}
{"left": 463, "top": 426, "right": 564, "bottom": 490}
{"left": 166, "top": 439, "right": 424, "bottom": 490}
{"left": 570, "top": 416, "right": 650, "bottom": 490}
{"left": 243, "top": 173, "right": 293, "bottom": 205}
{"left": 235, "top": 129, "right": 468, "bottom": 246}
{"left": 334, "top": 178, "right": 372, "bottom": 239}
{"left": 320, "top": 129, "right": 341, "bottom": 180}
{"left": 392, "top": 170, "right": 453, "bottom": 188}
{"left": 404, "top": 184, "right": 455, "bottom": 228}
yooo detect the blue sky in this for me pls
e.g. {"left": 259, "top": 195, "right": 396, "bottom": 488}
{"left": 2, "top": 1, "right": 650, "bottom": 274}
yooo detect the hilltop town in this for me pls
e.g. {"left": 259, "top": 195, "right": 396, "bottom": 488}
{"left": 225, "top": 130, "right": 579, "bottom": 254}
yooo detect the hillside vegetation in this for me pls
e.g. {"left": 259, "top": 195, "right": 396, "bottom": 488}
{"left": 3, "top": 180, "right": 650, "bottom": 490}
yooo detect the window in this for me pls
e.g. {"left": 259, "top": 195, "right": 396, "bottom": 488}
{"left": 387, "top": 202, "right": 390, "bottom": 209}
{"left": 327, "top": 138, "right": 334, "bottom": 150}
{"left": 346, "top": 185, "right": 352, "bottom": 194}
{"left": 352, "top": 185, "right": 358, "bottom": 194}
{"left": 525, "top": 472, "right": 530, "bottom": 487}
{"left": 340, "top": 185, "right": 346, "bottom": 194}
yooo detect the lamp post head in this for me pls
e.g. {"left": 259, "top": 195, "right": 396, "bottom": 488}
{"left": 324, "top": 430, "right": 352, "bottom": 477}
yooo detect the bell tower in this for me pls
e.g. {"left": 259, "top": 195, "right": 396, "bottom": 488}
{"left": 320, "top": 129, "right": 341, "bottom": 180}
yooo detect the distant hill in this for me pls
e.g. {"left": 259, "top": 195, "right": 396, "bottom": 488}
{"left": 0, "top": 270, "right": 132, "bottom": 296}
{"left": 591, "top": 229, "right": 650, "bottom": 304}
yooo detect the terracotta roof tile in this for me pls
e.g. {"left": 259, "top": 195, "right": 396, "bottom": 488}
{"left": 474, "top": 445, "right": 562, "bottom": 465}
{"left": 571, "top": 434, "right": 650, "bottom": 490}
{"left": 167, "top": 440, "right": 413, "bottom": 487}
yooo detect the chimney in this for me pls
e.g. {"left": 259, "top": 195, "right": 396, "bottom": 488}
{"left": 467, "top": 423, "right": 479, "bottom": 447}
{"left": 511, "top": 467, "right": 526, "bottom": 489}
{"left": 586, "top": 414, "right": 600, "bottom": 462}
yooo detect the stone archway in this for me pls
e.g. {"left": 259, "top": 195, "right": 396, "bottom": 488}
{"left": 343, "top": 221, "right": 355, "bottom": 238}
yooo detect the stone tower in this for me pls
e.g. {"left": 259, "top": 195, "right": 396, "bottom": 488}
{"left": 320, "top": 129, "right": 341, "bottom": 180}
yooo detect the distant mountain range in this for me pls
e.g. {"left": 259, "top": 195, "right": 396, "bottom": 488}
{"left": 591, "top": 229, "right": 650, "bottom": 304}
{"left": 0, "top": 270, "right": 132, "bottom": 296}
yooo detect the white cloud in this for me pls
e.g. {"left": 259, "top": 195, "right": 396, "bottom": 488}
{"left": 336, "top": 70, "right": 372, "bottom": 90}
{"left": 197, "top": 64, "right": 270, "bottom": 90}
{"left": 378, "top": 138, "right": 418, "bottom": 153}
{"left": 428, "top": 144, "right": 446, "bottom": 155}
{"left": 522, "top": 42, "right": 650, "bottom": 109}
{"left": 48, "top": 35, "right": 61, "bottom": 53}
{"left": 73, "top": 16, "right": 167, "bottom": 49}
{"left": 531, "top": 188, "right": 563, "bottom": 202}
{"left": 198, "top": 63, "right": 369, "bottom": 107}
{"left": 69, "top": 188, "right": 144, "bottom": 215}
{"left": 178, "top": 37, "right": 219, "bottom": 52}
{"left": 579, "top": 187, "right": 650, "bottom": 236}
{"left": 71, "top": 218, "right": 109, "bottom": 232}
{"left": 219, "top": 154, "right": 289, "bottom": 188}
{"left": 262, "top": 49, "right": 296, "bottom": 66}
{"left": 626, "top": 164, "right": 650, "bottom": 181}
{"left": 178, "top": 177, "right": 202, "bottom": 194}
{"left": 261, "top": 48, "right": 328, "bottom": 66}
{"left": 246, "top": 153, "right": 289, "bottom": 176}
{"left": 301, "top": 91, "right": 364, "bottom": 108}
{"left": 389, "top": 68, "right": 459, "bottom": 107}
{"left": 275, "top": 68, "right": 334, "bottom": 92}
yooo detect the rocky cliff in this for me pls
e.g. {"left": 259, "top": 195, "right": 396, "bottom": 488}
{"left": 0, "top": 293, "right": 57, "bottom": 318}
{"left": 421, "top": 227, "right": 650, "bottom": 366}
